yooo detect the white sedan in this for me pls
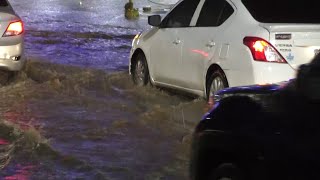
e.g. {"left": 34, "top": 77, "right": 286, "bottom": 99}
{"left": 129, "top": 0, "right": 318, "bottom": 99}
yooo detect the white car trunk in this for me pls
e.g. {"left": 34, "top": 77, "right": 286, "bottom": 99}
{"left": 261, "top": 23, "right": 320, "bottom": 70}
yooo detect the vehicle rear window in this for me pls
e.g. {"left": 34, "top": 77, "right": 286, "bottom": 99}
{"left": 0, "top": 0, "right": 8, "bottom": 6}
{"left": 242, "top": 0, "right": 320, "bottom": 23}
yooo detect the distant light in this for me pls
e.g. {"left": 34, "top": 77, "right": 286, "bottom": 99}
{"left": 80, "top": 1, "right": 82, "bottom": 5}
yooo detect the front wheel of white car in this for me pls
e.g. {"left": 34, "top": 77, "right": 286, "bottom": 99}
{"left": 207, "top": 71, "right": 228, "bottom": 99}
{"left": 131, "top": 53, "right": 150, "bottom": 86}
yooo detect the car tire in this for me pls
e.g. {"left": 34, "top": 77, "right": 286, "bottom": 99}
{"left": 209, "top": 163, "right": 243, "bottom": 180}
{"left": 131, "top": 53, "right": 150, "bottom": 86}
{"left": 0, "top": 70, "right": 13, "bottom": 86}
{"left": 207, "top": 71, "right": 228, "bottom": 100}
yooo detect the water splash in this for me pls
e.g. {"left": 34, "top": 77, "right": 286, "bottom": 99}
{"left": 0, "top": 58, "right": 207, "bottom": 179}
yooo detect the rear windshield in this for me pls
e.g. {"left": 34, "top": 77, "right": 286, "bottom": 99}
{"left": 0, "top": 0, "right": 8, "bottom": 6}
{"left": 242, "top": 0, "right": 320, "bottom": 23}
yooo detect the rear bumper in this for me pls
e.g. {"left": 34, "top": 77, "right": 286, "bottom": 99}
{"left": 0, "top": 42, "right": 25, "bottom": 71}
{"left": 251, "top": 61, "right": 296, "bottom": 85}
{"left": 225, "top": 62, "right": 295, "bottom": 87}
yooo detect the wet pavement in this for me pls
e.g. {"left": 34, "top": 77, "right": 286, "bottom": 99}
{"left": 0, "top": 0, "right": 207, "bottom": 179}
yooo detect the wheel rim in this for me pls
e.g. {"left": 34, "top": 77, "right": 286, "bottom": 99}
{"left": 210, "top": 76, "right": 224, "bottom": 96}
{"left": 134, "top": 59, "right": 145, "bottom": 86}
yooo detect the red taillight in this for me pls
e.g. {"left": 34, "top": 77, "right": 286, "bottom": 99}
{"left": 243, "top": 37, "right": 287, "bottom": 63}
{"left": 3, "top": 20, "right": 24, "bottom": 37}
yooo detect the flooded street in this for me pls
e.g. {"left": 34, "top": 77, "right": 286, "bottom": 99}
{"left": 10, "top": 0, "right": 152, "bottom": 70}
{"left": 0, "top": 0, "right": 207, "bottom": 179}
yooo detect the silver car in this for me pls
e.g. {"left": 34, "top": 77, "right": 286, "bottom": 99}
{"left": 0, "top": 0, "right": 25, "bottom": 84}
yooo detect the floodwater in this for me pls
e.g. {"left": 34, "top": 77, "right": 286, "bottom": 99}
{"left": 0, "top": 0, "right": 207, "bottom": 179}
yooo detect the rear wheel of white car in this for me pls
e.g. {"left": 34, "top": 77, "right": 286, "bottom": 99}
{"left": 207, "top": 71, "right": 228, "bottom": 99}
{"left": 132, "top": 53, "right": 150, "bottom": 86}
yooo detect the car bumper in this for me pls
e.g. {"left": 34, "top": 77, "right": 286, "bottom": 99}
{"left": 251, "top": 61, "right": 296, "bottom": 85}
{"left": 225, "top": 62, "right": 295, "bottom": 87}
{"left": 0, "top": 42, "right": 25, "bottom": 71}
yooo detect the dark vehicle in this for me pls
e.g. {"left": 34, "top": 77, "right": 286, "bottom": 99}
{"left": 190, "top": 56, "right": 320, "bottom": 180}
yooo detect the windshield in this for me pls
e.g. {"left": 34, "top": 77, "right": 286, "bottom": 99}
{"left": 242, "top": 0, "right": 320, "bottom": 23}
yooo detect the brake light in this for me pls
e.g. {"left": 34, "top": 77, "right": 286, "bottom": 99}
{"left": 3, "top": 20, "right": 24, "bottom": 37}
{"left": 243, "top": 37, "right": 287, "bottom": 63}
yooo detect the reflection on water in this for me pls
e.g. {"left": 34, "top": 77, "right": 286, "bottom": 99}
{"left": 3, "top": 164, "right": 34, "bottom": 180}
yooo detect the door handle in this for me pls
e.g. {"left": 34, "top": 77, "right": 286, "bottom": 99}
{"left": 173, "top": 39, "right": 181, "bottom": 45}
{"left": 206, "top": 41, "right": 216, "bottom": 48}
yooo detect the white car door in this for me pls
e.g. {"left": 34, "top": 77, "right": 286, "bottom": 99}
{"left": 180, "top": 0, "right": 235, "bottom": 91}
{"left": 150, "top": 28, "right": 182, "bottom": 85}
{"left": 150, "top": 0, "right": 200, "bottom": 86}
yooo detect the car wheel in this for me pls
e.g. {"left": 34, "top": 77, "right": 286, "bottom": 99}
{"left": 210, "top": 163, "right": 243, "bottom": 180}
{"left": 131, "top": 53, "right": 150, "bottom": 86}
{"left": 0, "top": 70, "right": 13, "bottom": 86}
{"left": 207, "top": 71, "right": 228, "bottom": 99}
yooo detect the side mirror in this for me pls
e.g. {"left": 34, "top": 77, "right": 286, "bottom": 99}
{"left": 148, "top": 15, "right": 161, "bottom": 27}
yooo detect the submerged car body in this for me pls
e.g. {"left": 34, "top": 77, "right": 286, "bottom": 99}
{"left": 130, "top": 0, "right": 320, "bottom": 98}
{"left": 0, "top": 0, "right": 25, "bottom": 72}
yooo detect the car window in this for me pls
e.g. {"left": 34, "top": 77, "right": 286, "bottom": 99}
{"left": 242, "top": 0, "right": 320, "bottom": 23}
{"left": 217, "top": 2, "right": 234, "bottom": 26}
{"left": 196, "top": 0, "right": 233, "bottom": 27}
{"left": 0, "top": 0, "right": 8, "bottom": 6}
{"left": 161, "top": 0, "right": 200, "bottom": 28}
